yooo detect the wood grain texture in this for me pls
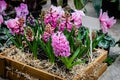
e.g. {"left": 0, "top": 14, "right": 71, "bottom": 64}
{"left": 0, "top": 56, "right": 5, "bottom": 78}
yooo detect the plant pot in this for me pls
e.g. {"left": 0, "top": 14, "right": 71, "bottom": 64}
{"left": 102, "top": 0, "right": 120, "bottom": 19}
{"left": 0, "top": 47, "right": 107, "bottom": 80}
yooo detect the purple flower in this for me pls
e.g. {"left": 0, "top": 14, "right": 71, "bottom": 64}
{"left": 44, "top": 5, "right": 64, "bottom": 28}
{"left": 15, "top": 3, "right": 29, "bottom": 20}
{"left": 27, "top": 14, "right": 36, "bottom": 26}
{"left": 59, "top": 12, "right": 73, "bottom": 32}
{"left": 99, "top": 10, "right": 116, "bottom": 33}
{"left": 72, "top": 10, "right": 85, "bottom": 29}
{"left": 0, "top": 0, "right": 7, "bottom": 13}
{"left": 0, "top": 15, "right": 3, "bottom": 25}
{"left": 52, "top": 31, "right": 70, "bottom": 57}
{"left": 5, "top": 18, "right": 24, "bottom": 35}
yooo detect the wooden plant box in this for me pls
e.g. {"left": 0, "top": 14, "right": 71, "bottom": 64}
{"left": 0, "top": 47, "right": 107, "bottom": 80}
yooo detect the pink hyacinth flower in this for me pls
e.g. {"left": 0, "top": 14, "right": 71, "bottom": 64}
{"left": 15, "top": 3, "right": 29, "bottom": 20}
{"left": 5, "top": 18, "right": 24, "bottom": 35}
{"left": 42, "top": 24, "right": 55, "bottom": 42}
{"left": 99, "top": 10, "right": 116, "bottom": 33}
{"left": 59, "top": 12, "right": 73, "bottom": 32}
{"left": 50, "top": 5, "right": 64, "bottom": 17}
{"left": 72, "top": 10, "right": 85, "bottom": 29}
{"left": 0, "top": 15, "right": 3, "bottom": 25}
{"left": 0, "top": 0, "right": 7, "bottom": 13}
{"left": 44, "top": 5, "right": 64, "bottom": 28}
{"left": 52, "top": 31, "right": 70, "bottom": 57}
{"left": 42, "top": 32, "right": 51, "bottom": 42}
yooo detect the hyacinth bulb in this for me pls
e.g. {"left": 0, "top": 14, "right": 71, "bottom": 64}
{"left": 51, "top": 31, "right": 70, "bottom": 57}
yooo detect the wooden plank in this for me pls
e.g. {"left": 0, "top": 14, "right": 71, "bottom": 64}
{"left": 6, "top": 71, "right": 26, "bottom": 80}
{"left": 96, "top": 63, "right": 107, "bottom": 79}
{"left": 73, "top": 50, "right": 107, "bottom": 80}
{"left": 84, "top": 49, "right": 107, "bottom": 74}
{"left": 2, "top": 55, "right": 64, "bottom": 80}
{"left": 93, "top": 49, "right": 107, "bottom": 64}
{"left": 0, "top": 56, "right": 5, "bottom": 78}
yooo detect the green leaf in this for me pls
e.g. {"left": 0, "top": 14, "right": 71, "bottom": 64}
{"left": 118, "top": 43, "right": 120, "bottom": 47}
{"left": 69, "top": 46, "right": 80, "bottom": 64}
{"left": 72, "top": 59, "right": 84, "bottom": 66}
{"left": 110, "top": 39, "right": 115, "bottom": 47}
{"left": 0, "top": 35, "right": 8, "bottom": 40}
{"left": 74, "top": 0, "right": 84, "bottom": 10}
{"left": 92, "top": 0, "right": 102, "bottom": 16}
{"left": 6, "top": 32, "right": 19, "bottom": 47}
{"left": 92, "top": 34, "right": 105, "bottom": 49}
{"left": 110, "top": 0, "right": 116, "bottom": 2}
{"left": 98, "top": 40, "right": 109, "bottom": 49}
{"left": 104, "top": 35, "right": 113, "bottom": 41}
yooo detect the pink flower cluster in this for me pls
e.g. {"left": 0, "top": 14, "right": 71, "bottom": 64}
{"left": 44, "top": 5, "right": 64, "bottom": 28}
{"left": 43, "top": 32, "right": 51, "bottom": 42}
{"left": 99, "top": 10, "right": 116, "bottom": 33}
{"left": 44, "top": 5, "right": 86, "bottom": 32}
{"left": 59, "top": 10, "right": 85, "bottom": 32}
{"left": 72, "top": 10, "right": 85, "bottom": 29}
{"left": 42, "top": 24, "right": 55, "bottom": 42}
{"left": 0, "top": 0, "right": 7, "bottom": 25}
{"left": 59, "top": 12, "right": 73, "bottom": 32}
{"left": 51, "top": 31, "right": 70, "bottom": 57}
{"left": 15, "top": 3, "right": 29, "bottom": 20}
{"left": 5, "top": 18, "right": 24, "bottom": 35}
{"left": 0, "top": 0, "right": 7, "bottom": 13}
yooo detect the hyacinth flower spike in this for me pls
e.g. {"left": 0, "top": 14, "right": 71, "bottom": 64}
{"left": 44, "top": 5, "right": 64, "bottom": 28}
{"left": 99, "top": 10, "right": 116, "bottom": 33}
{"left": 0, "top": 0, "right": 7, "bottom": 25}
{"left": 59, "top": 12, "right": 73, "bottom": 32}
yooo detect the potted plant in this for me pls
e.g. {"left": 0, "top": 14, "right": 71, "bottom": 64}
{"left": 0, "top": 1, "right": 116, "bottom": 80}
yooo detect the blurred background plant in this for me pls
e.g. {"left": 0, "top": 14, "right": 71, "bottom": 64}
{"left": 0, "top": 26, "right": 12, "bottom": 52}
{"left": 73, "top": 0, "right": 102, "bottom": 16}
{"left": 97, "top": 30, "right": 115, "bottom": 54}
{"left": 74, "top": 0, "right": 120, "bottom": 18}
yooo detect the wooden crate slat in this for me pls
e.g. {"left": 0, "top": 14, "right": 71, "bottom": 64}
{"left": 95, "top": 63, "right": 107, "bottom": 78}
{"left": 73, "top": 50, "right": 107, "bottom": 80}
{"left": 0, "top": 56, "right": 5, "bottom": 78}
{"left": 93, "top": 49, "right": 107, "bottom": 64}
{"left": 84, "top": 49, "right": 107, "bottom": 74}
{"left": 2, "top": 55, "right": 64, "bottom": 80}
{"left": 6, "top": 71, "right": 26, "bottom": 80}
